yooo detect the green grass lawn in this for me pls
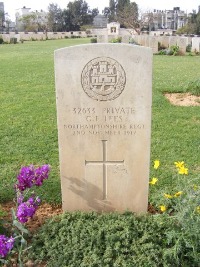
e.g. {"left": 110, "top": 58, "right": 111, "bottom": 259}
{"left": 0, "top": 39, "right": 199, "bottom": 206}
{"left": 0, "top": 38, "right": 200, "bottom": 266}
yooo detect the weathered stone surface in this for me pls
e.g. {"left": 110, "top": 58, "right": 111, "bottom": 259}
{"left": 97, "top": 35, "right": 108, "bottom": 43}
{"left": 169, "top": 36, "right": 177, "bottom": 47}
{"left": 55, "top": 44, "right": 152, "bottom": 213}
{"left": 148, "top": 36, "right": 158, "bottom": 54}
{"left": 177, "top": 37, "right": 187, "bottom": 54}
{"left": 192, "top": 37, "right": 200, "bottom": 52}
{"left": 122, "top": 35, "right": 130, "bottom": 43}
{"left": 161, "top": 36, "right": 170, "bottom": 48}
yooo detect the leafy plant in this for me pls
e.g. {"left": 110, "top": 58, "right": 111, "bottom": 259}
{"left": 157, "top": 49, "right": 167, "bottom": 55}
{"left": 129, "top": 38, "right": 139, "bottom": 45}
{"left": 90, "top": 37, "right": 97, "bottom": 43}
{"left": 0, "top": 165, "right": 50, "bottom": 266}
{"left": 0, "top": 207, "right": 7, "bottom": 235}
{"left": 185, "top": 78, "right": 200, "bottom": 96}
{"left": 186, "top": 44, "right": 192, "bottom": 52}
{"left": 109, "top": 37, "right": 122, "bottom": 43}
{"left": 10, "top": 38, "right": 18, "bottom": 44}
{"left": 29, "top": 211, "right": 176, "bottom": 267}
{"left": 169, "top": 45, "right": 180, "bottom": 56}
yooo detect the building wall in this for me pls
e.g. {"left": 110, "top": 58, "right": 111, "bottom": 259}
{"left": 143, "top": 7, "right": 187, "bottom": 31}
{"left": 15, "top": 7, "right": 47, "bottom": 32}
{"left": 93, "top": 15, "right": 108, "bottom": 28}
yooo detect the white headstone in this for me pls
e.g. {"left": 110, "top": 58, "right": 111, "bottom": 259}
{"left": 169, "top": 36, "right": 177, "bottom": 47}
{"left": 122, "top": 35, "right": 130, "bottom": 44}
{"left": 55, "top": 44, "right": 152, "bottom": 213}
{"left": 148, "top": 36, "right": 158, "bottom": 54}
{"left": 97, "top": 35, "right": 108, "bottom": 43}
{"left": 177, "top": 37, "right": 187, "bottom": 54}
{"left": 161, "top": 36, "right": 170, "bottom": 48}
{"left": 192, "top": 37, "right": 200, "bottom": 52}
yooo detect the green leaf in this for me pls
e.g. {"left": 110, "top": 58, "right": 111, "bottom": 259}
{"left": 13, "top": 220, "right": 29, "bottom": 234}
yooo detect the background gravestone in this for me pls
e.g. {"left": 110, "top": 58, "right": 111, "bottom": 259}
{"left": 97, "top": 35, "right": 108, "bottom": 43}
{"left": 161, "top": 36, "right": 170, "bottom": 48}
{"left": 177, "top": 37, "right": 187, "bottom": 54}
{"left": 122, "top": 35, "right": 130, "bottom": 44}
{"left": 55, "top": 44, "right": 152, "bottom": 213}
{"left": 169, "top": 36, "right": 177, "bottom": 47}
{"left": 148, "top": 36, "right": 158, "bottom": 54}
{"left": 192, "top": 37, "right": 200, "bottom": 52}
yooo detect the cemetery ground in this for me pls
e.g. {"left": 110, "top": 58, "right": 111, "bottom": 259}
{"left": 0, "top": 39, "right": 200, "bottom": 266}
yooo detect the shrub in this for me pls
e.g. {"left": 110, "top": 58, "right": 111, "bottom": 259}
{"left": 71, "top": 35, "right": 81, "bottom": 39}
{"left": 109, "top": 37, "right": 122, "bottom": 43}
{"left": 0, "top": 36, "right": 3, "bottom": 44}
{"left": 0, "top": 207, "right": 7, "bottom": 235}
{"left": 185, "top": 79, "right": 200, "bottom": 96}
{"left": 186, "top": 44, "right": 192, "bottom": 52}
{"left": 164, "top": 187, "right": 200, "bottom": 266}
{"left": 10, "top": 38, "right": 17, "bottom": 44}
{"left": 169, "top": 45, "right": 179, "bottom": 56}
{"left": 85, "top": 30, "right": 91, "bottom": 34}
{"left": 129, "top": 38, "right": 139, "bottom": 45}
{"left": 90, "top": 37, "right": 97, "bottom": 43}
{"left": 64, "top": 36, "right": 69, "bottom": 39}
{"left": 0, "top": 165, "right": 50, "bottom": 266}
{"left": 29, "top": 212, "right": 175, "bottom": 267}
{"left": 157, "top": 49, "right": 167, "bottom": 55}
{"left": 194, "top": 49, "right": 200, "bottom": 55}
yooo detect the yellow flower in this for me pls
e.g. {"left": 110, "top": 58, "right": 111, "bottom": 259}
{"left": 149, "top": 177, "right": 158, "bottom": 185}
{"left": 196, "top": 206, "right": 200, "bottom": 213}
{"left": 174, "top": 161, "right": 184, "bottom": 168}
{"left": 174, "top": 191, "right": 183, "bottom": 197}
{"left": 154, "top": 160, "right": 160, "bottom": 169}
{"left": 164, "top": 193, "right": 173, "bottom": 199}
{"left": 178, "top": 166, "right": 188, "bottom": 175}
{"left": 160, "top": 205, "right": 167, "bottom": 212}
{"left": 193, "top": 185, "right": 198, "bottom": 191}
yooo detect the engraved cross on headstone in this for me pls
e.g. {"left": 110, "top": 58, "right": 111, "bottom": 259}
{"left": 85, "top": 140, "right": 124, "bottom": 200}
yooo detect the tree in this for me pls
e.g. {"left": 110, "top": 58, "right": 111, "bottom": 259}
{"left": 103, "top": 0, "right": 116, "bottom": 22}
{"left": 141, "top": 10, "right": 154, "bottom": 32}
{"left": 67, "top": 0, "right": 90, "bottom": 30}
{"left": 5, "top": 18, "right": 11, "bottom": 33}
{"left": 0, "top": 10, "right": 5, "bottom": 33}
{"left": 34, "top": 11, "right": 48, "bottom": 32}
{"left": 91, "top": 8, "right": 99, "bottom": 18}
{"left": 62, "top": 0, "right": 96, "bottom": 31}
{"left": 117, "top": 2, "right": 140, "bottom": 33}
{"left": 18, "top": 14, "right": 38, "bottom": 31}
{"left": 47, "top": 3, "right": 63, "bottom": 32}
{"left": 177, "top": 10, "right": 200, "bottom": 35}
{"left": 116, "top": 0, "right": 130, "bottom": 14}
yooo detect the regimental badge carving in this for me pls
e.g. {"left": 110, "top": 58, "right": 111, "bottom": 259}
{"left": 81, "top": 57, "right": 126, "bottom": 101}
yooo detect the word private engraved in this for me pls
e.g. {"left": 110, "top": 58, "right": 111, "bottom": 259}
{"left": 81, "top": 57, "right": 126, "bottom": 101}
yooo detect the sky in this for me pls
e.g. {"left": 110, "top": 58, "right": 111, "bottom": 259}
{"left": 3, "top": 0, "right": 200, "bottom": 21}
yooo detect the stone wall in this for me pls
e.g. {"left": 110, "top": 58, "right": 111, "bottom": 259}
{"left": 1, "top": 31, "right": 94, "bottom": 42}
